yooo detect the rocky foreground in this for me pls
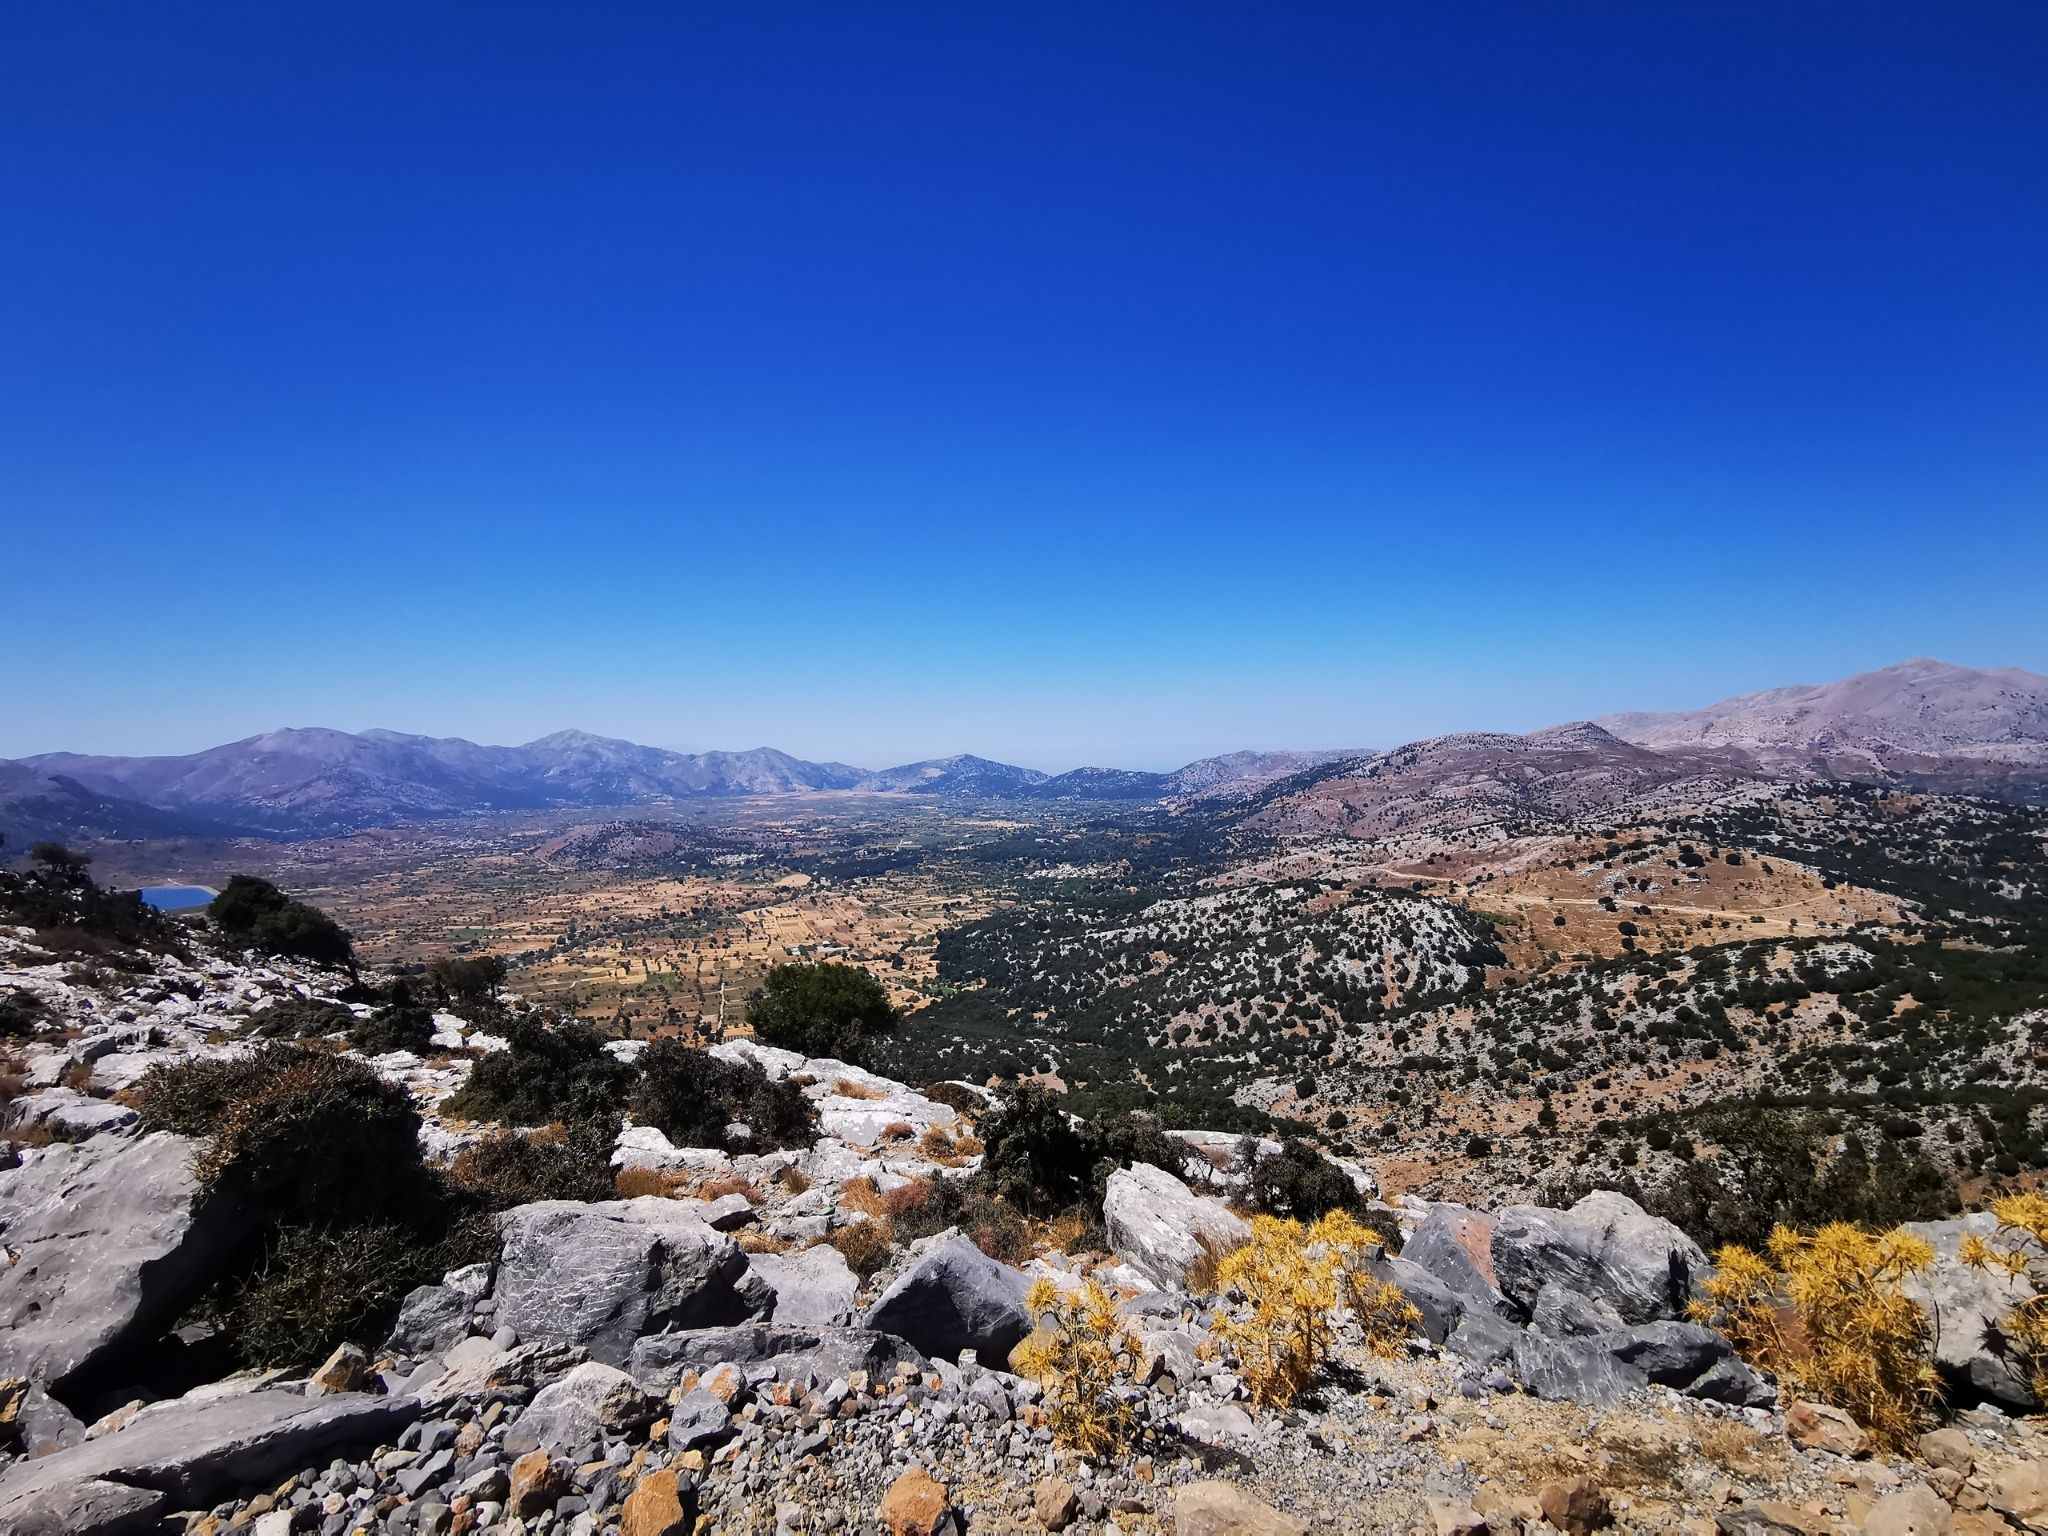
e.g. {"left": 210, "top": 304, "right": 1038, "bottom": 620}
{"left": 3, "top": 931, "right": 2047, "bottom": 1536}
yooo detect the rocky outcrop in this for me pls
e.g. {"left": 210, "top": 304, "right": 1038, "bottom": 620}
{"left": 0, "top": 1387, "right": 416, "bottom": 1536}
{"left": 492, "top": 1199, "right": 767, "bottom": 1367}
{"left": 385, "top": 1261, "right": 493, "bottom": 1358}
{"left": 860, "top": 1234, "right": 1032, "bottom": 1367}
{"left": 0, "top": 1131, "right": 247, "bottom": 1398}
{"left": 1490, "top": 1191, "right": 1707, "bottom": 1326}
{"left": 1102, "top": 1163, "right": 1251, "bottom": 1291}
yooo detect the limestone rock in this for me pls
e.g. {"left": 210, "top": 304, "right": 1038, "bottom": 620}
{"left": 1102, "top": 1163, "right": 1251, "bottom": 1291}
{"left": 0, "top": 1132, "right": 246, "bottom": 1395}
{"left": 1035, "top": 1475, "right": 1081, "bottom": 1530}
{"left": 309, "top": 1342, "right": 372, "bottom": 1394}
{"left": 1903, "top": 1213, "right": 2040, "bottom": 1409}
{"left": 860, "top": 1234, "right": 1031, "bottom": 1367}
{"left": 621, "top": 1469, "right": 694, "bottom": 1536}
{"left": 0, "top": 1387, "right": 416, "bottom": 1534}
{"left": 628, "top": 1323, "right": 929, "bottom": 1387}
{"left": 1917, "top": 1428, "right": 1975, "bottom": 1477}
{"left": 1862, "top": 1485, "right": 1954, "bottom": 1536}
{"left": 1425, "top": 1498, "right": 1490, "bottom": 1536}
{"left": 1173, "top": 1480, "right": 1308, "bottom": 1535}
{"left": 1490, "top": 1191, "right": 1707, "bottom": 1326}
{"left": 1786, "top": 1399, "right": 1871, "bottom": 1458}
{"left": 507, "top": 1447, "right": 564, "bottom": 1517}
{"left": 491, "top": 1198, "right": 764, "bottom": 1367}
{"left": 1989, "top": 1462, "right": 2048, "bottom": 1533}
{"left": 748, "top": 1243, "right": 859, "bottom": 1326}
{"left": 515, "top": 1360, "right": 662, "bottom": 1453}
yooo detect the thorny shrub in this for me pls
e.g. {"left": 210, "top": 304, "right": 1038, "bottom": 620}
{"left": 830, "top": 1217, "right": 894, "bottom": 1278}
{"left": 1690, "top": 1223, "right": 1939, "bottom": 1452}
{"left": 1011, "top": 1278, "right": 1140, "bottom": 1456}
{"left": 1960, "top": 1191, "right": 2048, "bottom": 1401}
{"left": 1214, "top": 1211, "right": 1421, "bottom": 1410}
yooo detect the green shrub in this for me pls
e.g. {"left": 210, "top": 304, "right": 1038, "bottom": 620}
{"left": 134, "top": 1045, "right": 423, "bottom": 1223}
{"left": 347, "top": 1002, "right": 436, "bottom": 1056}
{"left": 245, "top": 997, "right": 356, "bottom": 1039}
{"left": 1644, "top": 1109, "right": 1959, "bottom": 1252}
{"left": 978, "top": 1081, "right": 1182, "bottom": 1218}
{"left": 1236, "top": 1136, "right": 1368, "bottom": 1222}
{"left": 447, "top": 1120, "right": 619, "bottom": 1209}
{"left": 210, "top": 1216, "right": 491, "bottom": 1371}
{"left": 746, "top": 962, "right": 898, "bottom": 1062}
{"left": 440, "top": 1014, "right": 632, "bottom": 1126}
{"left": 209, "top": 875, "right": 356, "bottom": 971}
{"left": 632, "top": 1040, "right": 817, "bottom": 1152}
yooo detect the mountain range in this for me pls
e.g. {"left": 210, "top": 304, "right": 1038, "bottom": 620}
{"left": 4, "top": 659, "right": 2043, "bottom": 847}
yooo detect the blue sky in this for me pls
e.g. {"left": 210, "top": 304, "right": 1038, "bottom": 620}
{"left": 5, "top": 3, "right": 2044, "bottom": 770}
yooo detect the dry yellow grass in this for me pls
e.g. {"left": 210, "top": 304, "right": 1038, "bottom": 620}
{"left": 614, "top": 1166, "right": 691, "bottom": 1200}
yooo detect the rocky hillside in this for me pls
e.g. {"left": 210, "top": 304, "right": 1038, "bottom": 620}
{"left": 1599, "top": 660, "right": 2048, "bottom": 801}
{"left": 5, "top": 924, "right": 2047, "bottom": 1536}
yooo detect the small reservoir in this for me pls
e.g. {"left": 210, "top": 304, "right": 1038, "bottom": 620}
{"left": 140, "top": 885, "right": 217, "bottom": 911}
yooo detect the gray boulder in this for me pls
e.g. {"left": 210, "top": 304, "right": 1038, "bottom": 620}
{"left": 629, "top": 1323, "right": 929, "bottom": 1387}
{"left": 0, "top": 1132, "right": 247, "bottom": 1395}
{"left": 1445, "top": 1309, "right": 1522, "bottom": 1371}
{"left": 508, "top": 1361, "right": 662, "bottom": 1454}
{"left": 1903, "top": 1212, "right": 2039, "bottom": 1409}
{"left": 748, "top": 1244, "right": 859, "bottom": 1326}
{"left": 1490, "top": 1191, "right": 1707, "bottom": 1326}
{"left": 1365, "top": 1255, "right": 1467, "bottom": 1345}
{"left": 1530, "top": 1280, "right": 1627, "bottom": 1338}
{"left": 386, "top": 1263, "right": 493, "bottom": 1359}
{"left": 492, "top": 1198, "right": 767, "bottom": 1367}
{"left": 860, "top": 1234, "right": 1032, "bottom": 1367}
{"left": 1511, "top": 1330, "right": 1649, "bottom": 1406}
{"left": 1403, "top": 1204, "right": 1508, "bottom": 1313}
{"left": 1594, "top": 1320, "right": 1773, "bottom": 1405}
{"left": 1101, "top": 1163, "right": 1251, "bottom": 1291}
{"left": 0, "top": 1387, "right": 416, "bottom": 1536}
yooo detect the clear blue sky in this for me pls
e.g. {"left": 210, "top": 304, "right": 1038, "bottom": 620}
{"left": 5, "top": 3, "right": 2044, "bottom": 770}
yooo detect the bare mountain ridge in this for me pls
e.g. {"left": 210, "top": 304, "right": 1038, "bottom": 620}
{"left": 10, "top": 659, "right": 2043, "bottom": 844}
{"left": 1597, "top": 658, "right": 2048, "bottom": 799}
{"left": 3, "top": 733, "right": 1344, "bottom": 842}
{"left": 1242, "top": 721, "right": 1758, "bottom": 844}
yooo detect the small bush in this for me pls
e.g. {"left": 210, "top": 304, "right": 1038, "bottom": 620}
{"left": 1237, "top": 1137, "right": 1367, "bottom": 1222}
{"left": 134, "top": 1045, "right": 422, "bottom": 1223}
{"left": 441, "top": 1014, "right": 632, "bottom": 1126}
{"left": 1691, "top": 1223, "right": 1938, "bottom": 1452}
{"left": 1214, "top": 1211, "right": 1418, "bottom": 1410}
{"left": 245, "top": 997, "right": 356, "bottom": 1039}
{"left": 746, "top": 962, "right": 898, "bottom": 1062}
{"left": 0, "top": 990, "right": 49, "bottom": 1039}
{"left": 886, "top": 1175, "right": 1034, "bottom": 1263}
{"left": 447, "top": 1121, "right": 618, "bottom": 1209}
{"left": 211, "top": 1216, "right": 490, "bottom": 1371}
{"left": 631, "top": 1040, "right": 816, "bottom": 1152}
{"left": 347, "top": 1002, "right": 437, "bottom": 1056}
{"left": 978, "top": 1081, "right": 1181, "bottom": 1218}
{"left": 1011, "top": 1278, "right": 1140, "bottom": 1456}
{"left": 921, "top": 1081, "right": 986, "bottom": 1115}
{"left": 829, "top": 1217, "right": 893, "bottom": 1278}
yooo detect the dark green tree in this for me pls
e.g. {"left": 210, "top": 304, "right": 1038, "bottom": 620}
{"left": 746, "top": 962, "right": 898, "bottom": 1061}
